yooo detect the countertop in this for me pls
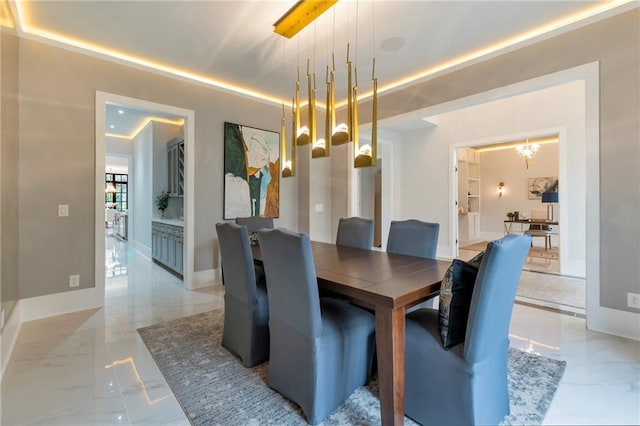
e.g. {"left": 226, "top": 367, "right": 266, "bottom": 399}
{"left": 152, "top": 218, "right": 184, "bottom": 227}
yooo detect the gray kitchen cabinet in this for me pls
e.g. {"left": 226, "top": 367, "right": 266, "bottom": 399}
{"left": 167, "top": 136, "right": 185, "bottom": 197}
{"left": 152, "top": 221, "right": 183, "bottom": 277}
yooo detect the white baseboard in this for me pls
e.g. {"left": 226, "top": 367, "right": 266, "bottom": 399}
{"left": 587, "top": 305, "right": 640, "bottom": 342}
{"left": 190, "top": 268, "right": 222, "bottom": 290}
{"left": 130, "top": 240, "right": 151, "bottom": 259}
{"left": 1, "top": 302, "right": 23, "bottom": 380}
{"left": 19, "top": 287, "right": 103, "bottom": 323}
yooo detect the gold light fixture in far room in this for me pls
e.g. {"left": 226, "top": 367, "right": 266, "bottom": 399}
{"left": 498, "top": 181, "right": 505, "bottom": 197}
{"left": 516, "top": 139, "right": 541, "bottom": 169}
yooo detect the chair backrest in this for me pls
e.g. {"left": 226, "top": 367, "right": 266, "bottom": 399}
{"left": 530, "top": 208, "right": 547, "bottom": 220}
{"left": 235, "top": 216, "right": 275, "bottom": 233}
{"left": 216, "top": 222, "right": 258, "bottom": 304}
{"left": 336, "top": 217, "right": 374, "bottom": 249}
{"left": 463, "top": 234, "right": 531, "bottom": 363}
{"left": 258, "top": 228, "right": 322, "bottom": 338}
{"left": 386, "top": 219, "right": 439, "bottom": 258}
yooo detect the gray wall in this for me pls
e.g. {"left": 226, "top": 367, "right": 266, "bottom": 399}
{"left": 6, "top": 9, "right": 639, "bottom": 313}
{"left": 1, "top": 28, "right": 19, "bottom": 325}
{"left": 16, "top": 38, "right": 294, "bottom": 299}
{"left": 352, "top": 9, "right": 639, "bottom": 313}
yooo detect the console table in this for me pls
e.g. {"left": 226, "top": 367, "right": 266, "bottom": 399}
{"left": 504, "top": 219, "right": 559, "bottom": 234}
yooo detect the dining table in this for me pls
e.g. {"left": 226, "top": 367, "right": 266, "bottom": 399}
{"left": 252, "top": 240, "right": 450, "bottom": 426}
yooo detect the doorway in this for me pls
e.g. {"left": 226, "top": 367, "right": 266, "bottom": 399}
{"left": 95, "top": 92, "right": 196, "bottom": 300}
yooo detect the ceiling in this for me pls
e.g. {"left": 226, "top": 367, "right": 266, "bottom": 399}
{"left": 13, "top": 1, "right": 633, "bottom": 137}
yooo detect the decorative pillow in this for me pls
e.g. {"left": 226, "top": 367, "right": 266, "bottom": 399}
{"left": 438, "top": 252, "right": 484, "bottom": 349}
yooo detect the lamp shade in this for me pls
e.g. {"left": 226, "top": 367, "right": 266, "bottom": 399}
{"left": 541, "top": 192, "right": 558, "bottom": 203}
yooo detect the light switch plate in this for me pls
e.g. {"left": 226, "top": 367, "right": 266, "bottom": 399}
{"left": 58, "top": 204, "right": 69, "bottom": 217}
{"left": 69, "top": 274, "right": 80, "bottom": 288}
{"left": 314, "top": 204, "right": 323, "bottom": 212}
{"left": 628, "top": 292, "right": 640, "bottom": 309}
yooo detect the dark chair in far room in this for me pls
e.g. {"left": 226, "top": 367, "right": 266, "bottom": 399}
{"left": 403, "top": 234, "right": 531, "bottom": 426}
{"left": 386, "top": 219, "right": 440, "bottom": 258}
{"left": 258, "top": 228, "right": 376, "bottom": 425}
{"left": 215, "top": 222, "right": 269, "bottom": 367}
{"left": 335, "top": 217, "right": 374, "bottom": 249}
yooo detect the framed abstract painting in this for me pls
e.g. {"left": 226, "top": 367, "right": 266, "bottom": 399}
{"left": 223, "top": 122, "right": 280, "bottom": 219}
{"left": 528, "top": 176, "right": 558, "bottom": 200}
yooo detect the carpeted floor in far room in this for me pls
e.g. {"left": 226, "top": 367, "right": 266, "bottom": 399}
{"left": 138, "top": 310, "right": 566, "bottom": 426}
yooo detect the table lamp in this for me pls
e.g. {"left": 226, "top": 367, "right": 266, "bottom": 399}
{"left": 541, "top": 191, "right": 558, "bottom": 221}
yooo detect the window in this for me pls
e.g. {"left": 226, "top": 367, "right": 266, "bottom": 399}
{"left": 105, "top": 173, "right": 128, "bottom": 211}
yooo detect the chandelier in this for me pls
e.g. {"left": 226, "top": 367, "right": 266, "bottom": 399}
{"left": 274, "top": 0, "right": 378, "bottom": 178}
{"left": 515, "top": 140, "right": 541, "bottom": 169}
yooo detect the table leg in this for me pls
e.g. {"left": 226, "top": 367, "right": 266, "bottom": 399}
{"left": 375, "top": 306, "right": 406, "bottom": 426}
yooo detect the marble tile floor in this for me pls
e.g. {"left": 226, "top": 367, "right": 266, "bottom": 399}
{"left": 2, "top": 235, "right": 638, "bottom": 425}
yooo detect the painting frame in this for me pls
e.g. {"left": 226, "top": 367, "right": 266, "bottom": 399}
{"left": 223, "top": 122, "right": 280, "bottom": 220}
{"left": 528, "top": 176, "right": 558, "bottom": 200}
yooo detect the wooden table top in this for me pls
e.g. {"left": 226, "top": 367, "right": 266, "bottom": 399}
{"left": 252, "top": 240, "right": 449, "bottom": 310}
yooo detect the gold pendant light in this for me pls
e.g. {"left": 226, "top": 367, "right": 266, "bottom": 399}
{"left": 332, "top": 47, "right": 349, "bottom": 145}
{"left": 354, "top": 58, "right": 377, "bottom": 168}
{"left": 295, "top": 65, "right": 309, "bottom": 146}
{"left": 313, "top": 65, "right": 332, "bottom": 158}
{"left": 280, "top": 103, "right": 293, "bottom": 177}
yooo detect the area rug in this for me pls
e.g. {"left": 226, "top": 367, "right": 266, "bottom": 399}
{"left": 138, "top": 310, "right": 566, "bottom": 426}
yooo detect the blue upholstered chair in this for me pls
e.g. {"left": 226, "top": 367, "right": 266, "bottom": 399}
{"left": 235, "top": 216, "right": 274, "bottom": 232}
{"left": 235, "top": 216, "right": 274, "bottom": 276}
{"left": 386, "top": 219, "right": 440, "bottom": 258}
{"left": 257, "top": 228, "right": 376, "bottom": 425}
{"left": 336, "top": 217, "right": 374, "bottom": 249}
{"left": 216, "top": 222, "right": 269, "bottom": 367}
{"left": 387, "top": 219, "right": 440, "bottom": 310}
{"left": 404, "top": 234, "right": 531, "bottom": 426}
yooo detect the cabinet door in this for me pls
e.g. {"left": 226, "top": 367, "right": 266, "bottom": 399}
{"left": 468, "top": 213, "right": 480, "bottom": 240}
{"left": 152, "top": 231, "right": 158, "bottom": 259}
{"left": 175, "top": 237, "right": 184, "bottom": 274}
{"left": 167, "top": 146, "right": 176, "bottom": 196}
{"left": 166, "top": 232, "right": 176, "bottom": 269}
{"left": 178, "top": 142, "right": 185, "bottom": 197}
{"left": 161, "top": 233, "right": 169, "bottom": 265}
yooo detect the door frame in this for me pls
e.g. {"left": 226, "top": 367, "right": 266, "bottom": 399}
{"left": 95, "top": 92, "right": 196, "bottom": 295}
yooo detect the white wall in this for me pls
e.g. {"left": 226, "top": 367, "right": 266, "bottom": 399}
{"left": 479, "top": 144, "right": 559, "bottom": 247}
{"left": 132, "top": 123, "right": 153, "bottom": 251}
{"left": 397, "top": 80, "right": 585, "bottom": 277}
{"left": 151, "top": 122, "right": 183, "bottom": 220}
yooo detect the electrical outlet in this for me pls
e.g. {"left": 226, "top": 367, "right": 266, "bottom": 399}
{"left": 69, "top": 274, "right": 80, "bottom": 288}
{"left": 628, "top": 292, "right": 640, "bottom": 309}
{"left": 58, "top": 204, "right": 69, "bottom": 217}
